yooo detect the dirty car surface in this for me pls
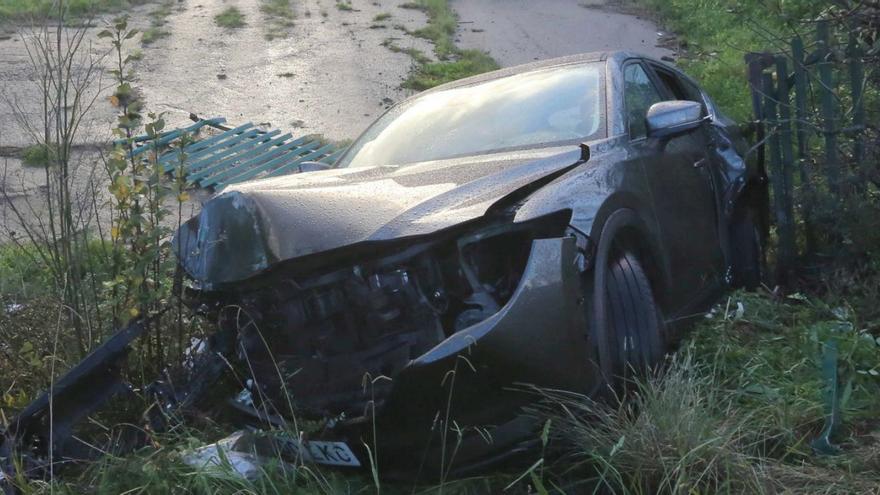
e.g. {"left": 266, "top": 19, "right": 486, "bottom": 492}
{"left": 169, "top": 51, "right": 768, "bottom": 476}
{"left": 2, "top": 51, "right": 767, "bottom": 483}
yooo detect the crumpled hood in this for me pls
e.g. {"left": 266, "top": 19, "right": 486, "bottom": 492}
{"left": 173, "top": 146, "right": 583, "bottom": 286}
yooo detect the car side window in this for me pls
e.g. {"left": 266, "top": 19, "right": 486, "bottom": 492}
{"left": 623, "top": 63, "right": 664, "bottom": 140}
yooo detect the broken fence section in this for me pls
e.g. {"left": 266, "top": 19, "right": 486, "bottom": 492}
{"left": 746, "top": 19, "right": 871, "bottom": 284}
{"left": 121, "top": 117, "right": 343, "bottom": 190}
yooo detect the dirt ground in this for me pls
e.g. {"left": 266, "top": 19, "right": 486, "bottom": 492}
{"left": 0, "top": 0, "right": 672, "bottom": 237}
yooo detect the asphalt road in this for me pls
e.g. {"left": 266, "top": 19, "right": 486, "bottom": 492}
{"left": 455, "top": 0, "right": 672, "bottom": 67}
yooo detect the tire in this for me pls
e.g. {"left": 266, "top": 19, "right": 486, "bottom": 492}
{"left": 603, "top": 250, "right": 665, "bottom": 381}
{"left": 730, "top": 208, "right": 763, "bottom": 290}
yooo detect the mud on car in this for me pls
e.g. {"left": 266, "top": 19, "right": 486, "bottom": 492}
{"left": 1, "top": 51, "right": 767, "bottom": 481}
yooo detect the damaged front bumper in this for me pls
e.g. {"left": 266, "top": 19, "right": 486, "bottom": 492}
{"left": 2, "top": 225, "right": 599, "bottom": 485}
{"left": 260, "top": 235, "right": 597, "bottom": 476}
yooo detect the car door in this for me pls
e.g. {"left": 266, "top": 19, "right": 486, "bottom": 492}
{"left": 622, "top": 60, "right": 723, "bottom": 311}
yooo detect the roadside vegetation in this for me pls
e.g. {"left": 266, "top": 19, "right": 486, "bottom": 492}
{"left": 261, "top": 0, "right": 294, "bottom": 39}
{"left": 141, "top": 0, "right": 172, "bottom": 45}
{"left": 215, "top": 6, "right": 246, "bottom": 28}
{"left": 393, "top": 0, "right": 499, "bottom": 90}
{"left": 1, "top": 1, "right": 879, "bottom": 494}
{"left": 634, "top": 0, "right": 834, "bottom": 122}
{"left": 0, "top": 0, "right": 143, "bottom": 22}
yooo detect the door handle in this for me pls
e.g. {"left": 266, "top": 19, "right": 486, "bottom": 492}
{"left": 694, "top": 158, "right": 708, "bottom": 168}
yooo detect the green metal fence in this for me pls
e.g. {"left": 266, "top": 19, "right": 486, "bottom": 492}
{"left": 746, "top": 19, "right": 872, "bottom": 284}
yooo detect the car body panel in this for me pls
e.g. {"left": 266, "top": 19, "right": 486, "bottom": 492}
{"left": 174, "top": 146, "right": 584, "bottom": 288}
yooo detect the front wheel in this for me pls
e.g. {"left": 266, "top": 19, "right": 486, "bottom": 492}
{"left": 598, "top": 250, "right": 666, "bottom": 383}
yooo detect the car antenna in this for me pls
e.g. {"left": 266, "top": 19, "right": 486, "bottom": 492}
{"left": 579, "top": 143, "right": 591, "bottom": 162}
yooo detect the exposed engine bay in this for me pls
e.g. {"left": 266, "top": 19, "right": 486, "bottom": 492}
{"left": 194, "top": 212, "right": 572, "bottom": 419}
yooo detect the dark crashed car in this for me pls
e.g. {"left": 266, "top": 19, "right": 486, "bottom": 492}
{"left": 171, "top": 51, "right": 768, "bottom": 475}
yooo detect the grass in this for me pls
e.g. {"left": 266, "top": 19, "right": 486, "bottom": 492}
{"left": 538, "top": 289, "right": 880, "bottom": 493}
{"left": 403, "top": 49, "right": 497, "bottom": 90}
{"left": 0, "top": 0, "right": 143, "bottom": 22}
{"left": 632, "top": 0, "right": 829, "bottom": 121}
{"left": 336, "top": 1, "right": 352, "bottom": 11}
{"left": 140, "top": 0, "right": 173, "bottom": 45}
{"left": 261, "top": 0, "right": 295, "bottom": 39}
{"left": 141, "top": 25, "right": 168, "bottom": 44}
{"left": 214, "top": 6, "right": 246, "bottom": 28}
{"left": 5, "top": 278, "right": 878, "bottom": 493}
{"left": 385, "top": 0, "right": 498, "bottom": 90}
{"left": 373, "top": 12, "right": 391, "bottom": 22}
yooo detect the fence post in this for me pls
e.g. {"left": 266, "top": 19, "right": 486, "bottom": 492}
{"left": 847, "top": 29, "right": 866, "bottom": 187}
{"left": 746, "top": 53, "right": 768, "bottom": 174}
{"left": 816, "top": 20, "right": 839, "bottom": 198}
{"left": 791, "top": 36, "right": 816, "bottom": 255}
{"left": 763, "top": 72, "right": 792, "bottom": 283}
{"left": 775, "top": 56, "right": 797, "bottom": 273}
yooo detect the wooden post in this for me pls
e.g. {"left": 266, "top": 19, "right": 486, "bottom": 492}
{"left": 791, "top": 36, "right": 816, "bottom": 255}
{"left": 816, "top": 21, "right": 839, "bottom": 197}
{"left": 791, "top": 38, "right": 810, "bottom": 161}
{"left": 763, "top": 72, "right": 790, "bottom": 283}
{"left": 775, "top": 56, "right": 797, "bottom": 270}
{"left": 847, "top": 29, "right": 866, "bottom": 187}
{"left": 746, "top": 53, "right": 768, "bottom": 175}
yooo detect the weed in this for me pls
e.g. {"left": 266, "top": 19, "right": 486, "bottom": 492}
{"left": 373, "top": 12, "right": 391, "bottom": 21}
{"left": 0, "top": 0, "right": 136, "bottom": 22}
{"left": 214, "top": 6, "right": 246, "bottom": 28}
{"left": 261, "top": 0, "right": 293, "bottom": 19}
{"left": 140, "top": 26, "right": 168, "bottom": 44}
{"left": 405, "top": 0, "right": 456, "bottom": 59}
{"left": 141, "top": 0, "right": 173, "bottom": 46}
{"left": 633, "top": 0, "right": 829, "bottom": 121}
{"left": 533, "top": 288, "right": 880, "bottom": 493}
{"left": 385, "top": 0, "right": 499, "bottom": 90}
{"left": 20, "top": 143, "right": 55, "bottom": 167}
{"left": 382, "top": 38, "right": 431, "bottom": 64}
{"left": 403, "top": 49, "right": 497, "bottom": 90}
{"left": 261, "top": 0, "right": 294, "bottom": 39}
{"left": 336, "top": 2, "right": 353, "bottom": 11}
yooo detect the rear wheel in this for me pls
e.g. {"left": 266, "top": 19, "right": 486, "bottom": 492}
{"left": 602, "top": 250, "right": 665, "bottom": 381}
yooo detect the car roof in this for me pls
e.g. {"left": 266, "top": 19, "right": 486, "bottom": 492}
{"left": 419, "top": 50, "right": 669, "bottom": 94}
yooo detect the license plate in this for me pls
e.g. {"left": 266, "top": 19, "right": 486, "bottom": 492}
{"left": 278, "top": 437, "right": 361, "bottom": 467}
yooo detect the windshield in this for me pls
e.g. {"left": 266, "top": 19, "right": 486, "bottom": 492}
{"left": 338, "top": 63, "right": 605, "bottom": 167}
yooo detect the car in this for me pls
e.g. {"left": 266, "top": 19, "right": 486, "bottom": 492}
{"left": 169, "top": 50, "right": 768, "bottom": 477}
{"left": 2, "top": 51, "right": 768, "bottom": 483}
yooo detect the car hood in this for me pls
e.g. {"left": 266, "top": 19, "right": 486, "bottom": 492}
{"left": 173, "top": 146, "right": 583, "bottom": 287}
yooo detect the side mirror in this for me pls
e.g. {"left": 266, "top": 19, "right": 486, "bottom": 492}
{"left": 646, "top": 100, "right": 705, "bottom": 139}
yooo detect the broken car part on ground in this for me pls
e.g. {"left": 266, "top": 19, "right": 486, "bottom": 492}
{"left": 1, "top": 51, "right": 768, "bottom": 487}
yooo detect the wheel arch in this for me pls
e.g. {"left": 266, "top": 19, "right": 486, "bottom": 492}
{"left": 589, "top": 206, "right": 671, "bottom": 312}
{"left": 589, "top": 207, "right": 669, "bottom": 386}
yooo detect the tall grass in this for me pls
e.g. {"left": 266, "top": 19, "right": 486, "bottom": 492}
{"left": 0, "top": 0, "right": 146, "bottom": 22}
{"left": 536, "top": 290, "right": 880, "bottom": 494}
{"left": 634, "top": 0, "right": 830, "bottom": 121}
